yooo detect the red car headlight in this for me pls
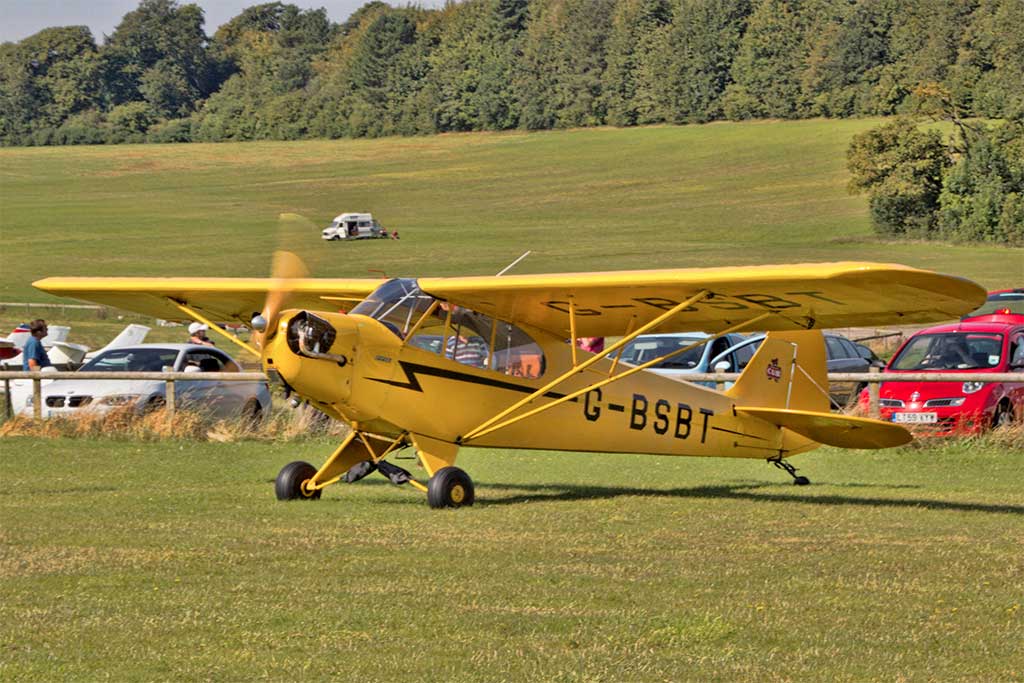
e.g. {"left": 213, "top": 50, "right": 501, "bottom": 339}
{"left": 962, "top": 381, "right": 985, "bottom": 394}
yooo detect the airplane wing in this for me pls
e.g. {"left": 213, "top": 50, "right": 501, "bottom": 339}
{"left": 418, "top": 262, "right": 985, "bottom": 337}
{"left": 35, "top": 262, "right": 984, "bottom": 336}
{"left": 32, "top": 277, "right": 382, "bottom": 324}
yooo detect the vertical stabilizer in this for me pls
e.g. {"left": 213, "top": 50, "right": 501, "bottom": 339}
{"left": 725, "top": 330, "right": 830, "bottom": 412}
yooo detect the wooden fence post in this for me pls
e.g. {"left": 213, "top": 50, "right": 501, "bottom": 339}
{"left": 868, "top": 366, "right": 880, "bottom": 419}
{"left": 165, "top": 379, "right": 176, "bottom": 418}
{"left": 33, "top": 377, "right": 41, "bottom": 419}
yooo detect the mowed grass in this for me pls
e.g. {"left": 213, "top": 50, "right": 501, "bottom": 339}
{"left": 1, "top": 119, "right": 1021, "bottom": 307}
{"left": 1, "top": 435, "right": 1022, "bottom": 681}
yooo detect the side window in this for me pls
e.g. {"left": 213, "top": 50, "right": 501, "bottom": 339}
{"left": 733, "top": 341, "right": 756, "bottom": 370}
{"left": 491, "top": 320, "right": 544, "bottom": 379}
{"left": 1010, "top": 334, "right": 1024, "bottom": 367}
{"left": 709, "top": 337, "right": 731, "bottom": 359}
{"left": 445, "top": 308, "right": 491, "bottom": 369}
{"left": 825, "top": 336, "right": 847, "bottom": 360}
{"left": 839, "top": 338, "right": 858, "bottom": 359}
{"left": 185, "top": 351, "right": 225, "bottom": 372}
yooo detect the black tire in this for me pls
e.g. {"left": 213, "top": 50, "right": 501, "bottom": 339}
{"left": 241, "top": 399, "right": 263, "bottom": 430}
{"left": 275, "top": 461, "right": 321, "bottom": 500}
{"left": 143, "top": 395, "right": 166, "bottom": 414}
{"left": 427, "top": 466, "right": 474, "bottom": 509}
{"left": 793, "top": 476, "right": 811, "bottom": 486}
{"left": 992, "top": 401, "right": 1015, "bottom": 429}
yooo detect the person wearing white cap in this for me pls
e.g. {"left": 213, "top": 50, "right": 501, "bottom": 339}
{"left": 188, "top": 322, "right": 215, "bottom": 346}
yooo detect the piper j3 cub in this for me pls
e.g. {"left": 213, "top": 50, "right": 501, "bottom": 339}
{"left": 34, "top": 261, "right": 984, "bottom": 508}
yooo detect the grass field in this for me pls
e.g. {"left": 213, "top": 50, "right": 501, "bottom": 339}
{"left": 1, "top": 434, "right": 1021, "bottom": 681}
{"left": 2, "top": 119, "right": 1020, "bottom": 310}
{"left": 2, "top": 120, "right": 1022, "bottom": 681}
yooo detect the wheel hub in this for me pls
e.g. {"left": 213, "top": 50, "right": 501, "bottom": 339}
{"left": 450, "top": 484, "right": 466, "bottom": 504}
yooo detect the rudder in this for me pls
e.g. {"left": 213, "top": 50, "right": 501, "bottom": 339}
{"left": 725, "top": 330, "right": 830, "bottom": 412}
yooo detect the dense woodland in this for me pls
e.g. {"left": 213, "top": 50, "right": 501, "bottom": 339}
{"left": 3, "top": 0, "right": 1023, "bottom": 144}
{"left": 2, "top": 0, "right": 1022, "bottom": 244}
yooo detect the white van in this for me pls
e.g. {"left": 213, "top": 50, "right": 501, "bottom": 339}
{"left": 321, "top": 213, "right": 389, "bottom": 240}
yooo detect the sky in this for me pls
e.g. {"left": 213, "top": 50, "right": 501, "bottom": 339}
{"left": 0, "top": 0, "right": 444, "bottom": 44}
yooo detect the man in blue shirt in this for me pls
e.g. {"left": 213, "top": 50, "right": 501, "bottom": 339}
{"left": 22, "top": 319, "right": 51, "bottom": 371}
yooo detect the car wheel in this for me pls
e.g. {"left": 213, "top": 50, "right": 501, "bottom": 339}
{"left": 242, "top": 399, "right": 263, "bottom": 430}
{"left": 143, "top": 396, "right": 166, "bottom": 414}
{"left": 992, "top": 401, "right": 1014, "bottom": 428}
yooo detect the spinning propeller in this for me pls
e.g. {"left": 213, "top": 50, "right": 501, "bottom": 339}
{"left": 251, "top": 213, "right": 314, "bottom": 349}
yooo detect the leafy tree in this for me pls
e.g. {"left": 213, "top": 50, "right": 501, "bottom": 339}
{"left": 0, "top": 26, "right": 102, "bottom": 144}
{"left": 664, "top": 0, "right": 752, "bottom": 123}
{"left": 937, "top": 120, "right": 1024, "bottom": 245}
{"left": 949, "top": 0, "right": 1024, "bottom": 119}
{"left": 601, "top": 0, "right": 672, "bottom": 126}
{"left": 724, "top": 0, "right": 827, "bottom": 119}
{"left": 517, "top": 0, "right": 614, "bottom": 129}
{"left": 102, "top": 0, "right": 215, "bottom": 112}
{"left": 305, "top": 5, "right": 424, "bottom": 138}
{"left": 802, "top": 0, "right": 893, "bottom": 117}
{"left": 106, "top": 100, "right": 158, "bottom": 142}
{"left": 846, "top": 117, "right": 950, "bottom": 237}
{"left": 878, "top": 0, "right": 975, "bottom": 115}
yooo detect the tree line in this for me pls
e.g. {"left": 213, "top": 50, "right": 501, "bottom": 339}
{"left": 2, "top": 0, "right": 1022, "bottom": 145}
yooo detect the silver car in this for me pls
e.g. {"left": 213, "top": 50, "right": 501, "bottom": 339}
{"left": 19, "top": 344, "right": 270, "bottom": 420}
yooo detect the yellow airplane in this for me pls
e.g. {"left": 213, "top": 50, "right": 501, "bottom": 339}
{"left": 34, "top": 261, "right": 984, "bottom": 508}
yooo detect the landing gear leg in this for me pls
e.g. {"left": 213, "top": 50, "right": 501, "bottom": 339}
{"left": 411, "top": 433, "right": 473, "bottom": 508}
{"left": 769, "top": 457, "right": 810, "bottom": 486}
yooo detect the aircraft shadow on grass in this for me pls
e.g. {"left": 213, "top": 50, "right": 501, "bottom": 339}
{"left": 339, "top": 477, "right": 1024, "bottom": 516}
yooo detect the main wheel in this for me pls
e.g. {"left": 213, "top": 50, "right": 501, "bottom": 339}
{"left": 427, "top": 466, "right": 475, "bottom": 508}
{"left": 275, "top": 461, "right": 321, "bottom": 500}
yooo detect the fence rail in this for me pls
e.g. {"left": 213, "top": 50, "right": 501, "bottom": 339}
{"left": 1, "top": 371, "right": 266, "bottom": 420}
{"left": 1, "top": 370, "right": 1019, "bottom": 421}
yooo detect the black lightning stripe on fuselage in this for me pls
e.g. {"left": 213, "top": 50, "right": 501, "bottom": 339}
{"left": 368, "top": 360, "right": 579, "bottom": 402}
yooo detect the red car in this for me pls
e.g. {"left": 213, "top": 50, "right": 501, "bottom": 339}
{"left": 863, "top": 291, "right": 1024, "bottom": 435}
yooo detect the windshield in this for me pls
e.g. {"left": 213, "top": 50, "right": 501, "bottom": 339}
{"left": 351, "top": 279, "right": 435, "bottom": 338}
{"left": 352, "top": 279, "right": 545, "bottom": 378}
{"left": 81, "top": 348, "right": 179, "bottom": 372}
{"left": 618, "top": 336, "right": 707, "bottom": 369}
{"left": 967, "top": 291, "right": 1024, "bottom": 317}
{"left": 890, "top": 333, "right": 1004, "bottom": 370}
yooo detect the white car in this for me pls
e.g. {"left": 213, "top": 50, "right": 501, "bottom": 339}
{"left": 321, "top": 212, "right": 388, "bottom": 240}
{"left": 614, "top": 332, "right": 753, "bottom": 387}
{"left": 17, "top": 344, "right": 271, "bottom": 420}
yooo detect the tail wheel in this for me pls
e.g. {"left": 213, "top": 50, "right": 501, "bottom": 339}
{"left": 992, "top": 401, "right": 1014, "bottom": 428}
{"left": 275, "top": 461, "right": 321, "bottom": 500}
{"left": 427, "top": 467, "right": 475, "bottom": 509}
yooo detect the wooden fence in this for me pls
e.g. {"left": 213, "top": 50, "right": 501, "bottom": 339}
{"left": 2, "top": 369, "right": 1018, "bottom": 421}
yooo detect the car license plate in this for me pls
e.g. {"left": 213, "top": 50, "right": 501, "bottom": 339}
{"left": 893, "top": 412, "right": 938, "bottom": 424}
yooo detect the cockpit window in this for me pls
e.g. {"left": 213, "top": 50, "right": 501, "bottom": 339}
{"left": 353, "top": 279, "right": 545, "bottom": 377}
{"left": 351, "top": 279, "right": 435, "bottom": 338}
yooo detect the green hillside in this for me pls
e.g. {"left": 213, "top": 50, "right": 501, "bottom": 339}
{"left": 1, "top": 119, "right": 1019, "bottom": 306}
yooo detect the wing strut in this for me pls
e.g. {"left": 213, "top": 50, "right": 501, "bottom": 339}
{"left": 460, "top": 310, "right": 774, "bottom": 444}
{"left": 167, "top": 299, "right": 261, "bottom": 357}
{"left": 460, "top": 292, "right": 708, "bottom": 444}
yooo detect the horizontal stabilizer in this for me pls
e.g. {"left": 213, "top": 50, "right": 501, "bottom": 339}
{"left": 737, "top": 407, "right": 912, "bottom": 449}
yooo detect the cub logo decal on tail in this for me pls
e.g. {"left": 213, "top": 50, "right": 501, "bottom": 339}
{"left": 766, "top": 358, "right": 782, "bottom": 382}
